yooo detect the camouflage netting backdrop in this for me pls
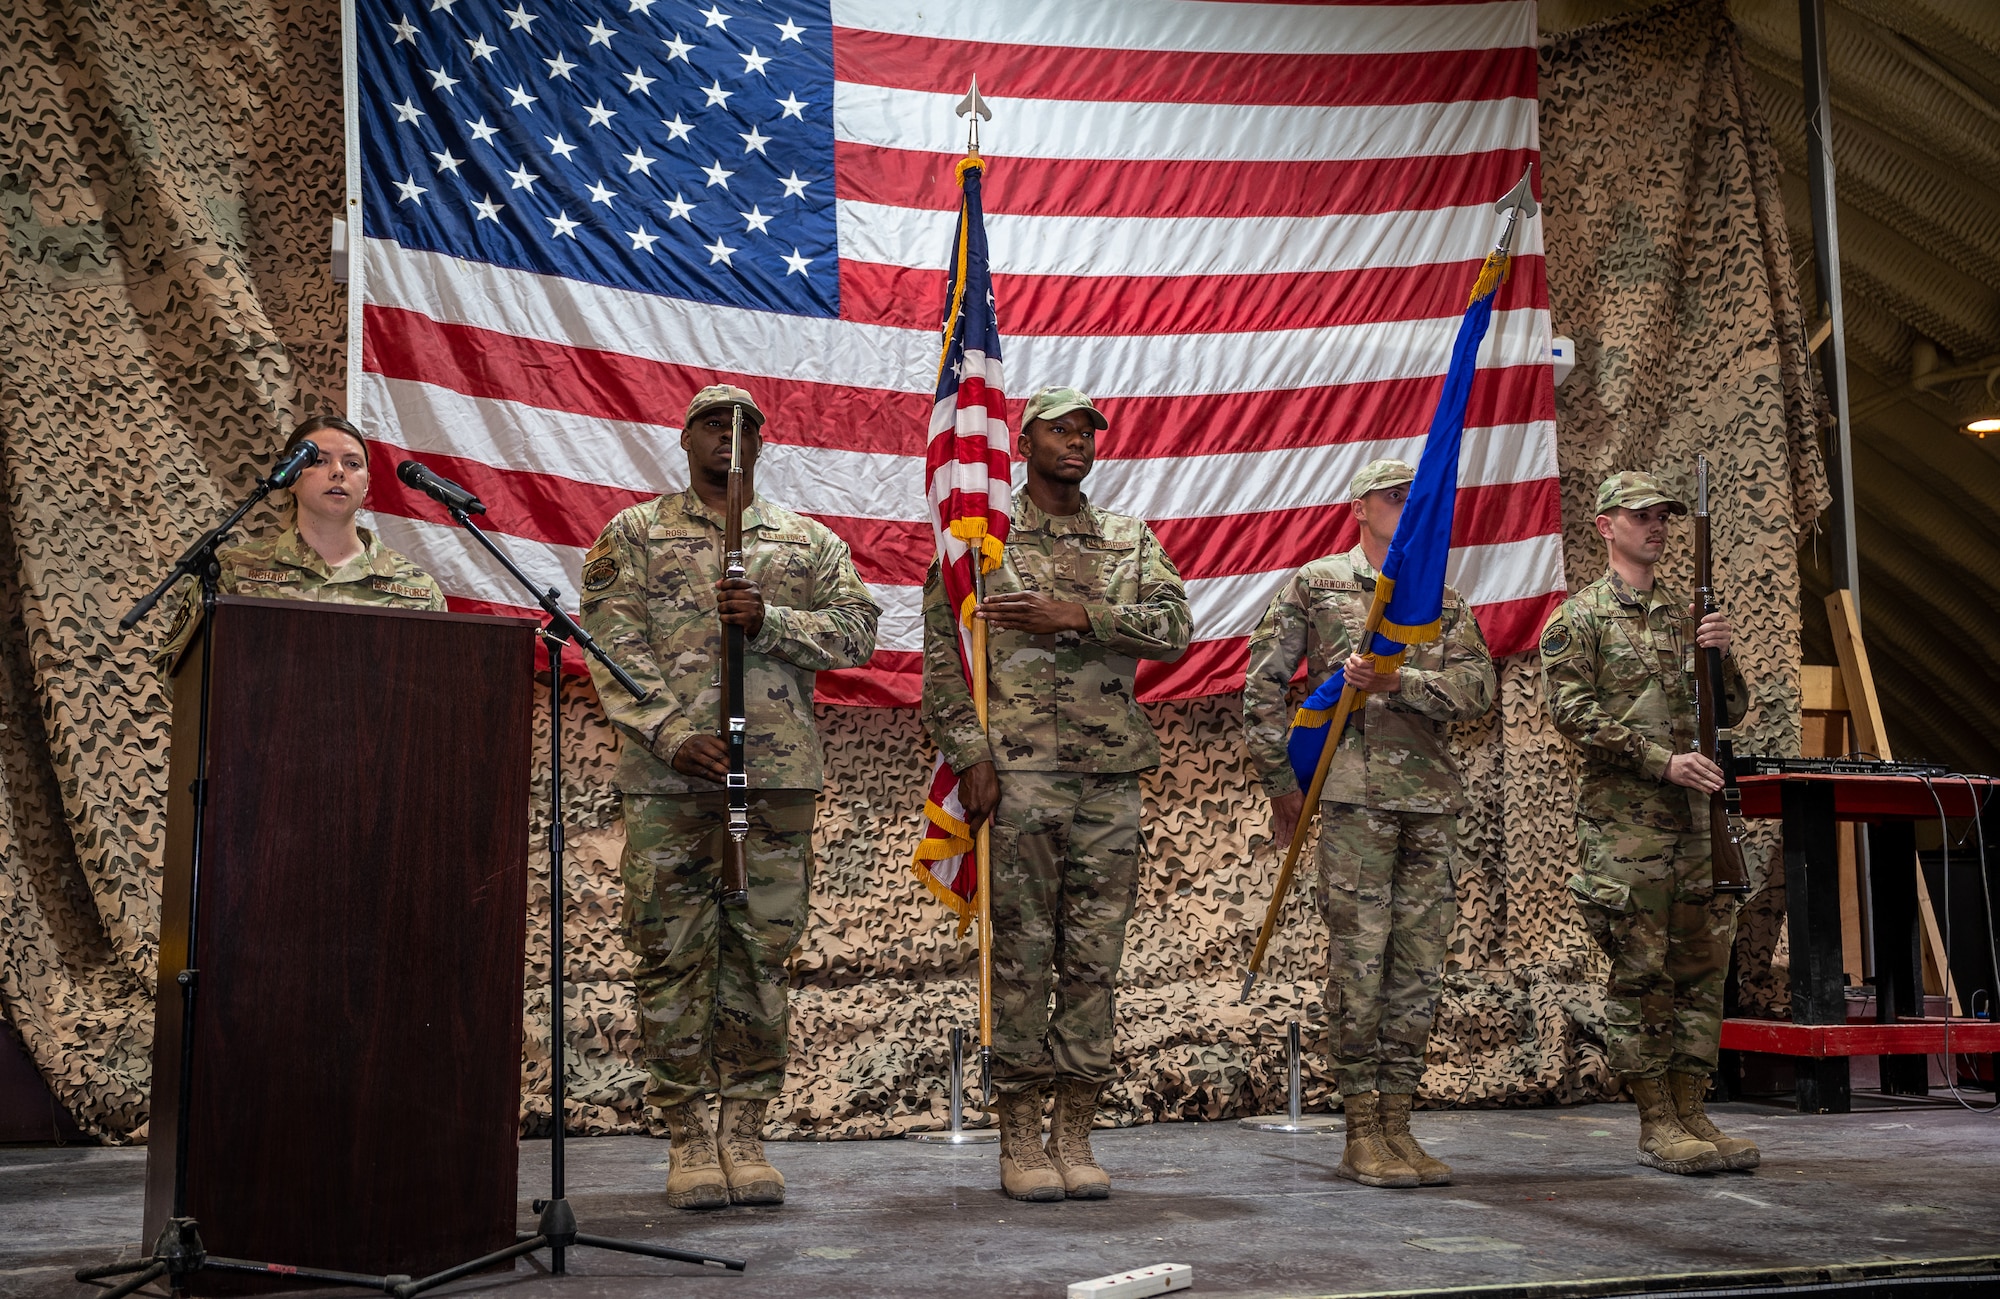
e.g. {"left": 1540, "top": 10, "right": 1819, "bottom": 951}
{"left": 2, "top": 0, "right": 1825, "bottom": 1142}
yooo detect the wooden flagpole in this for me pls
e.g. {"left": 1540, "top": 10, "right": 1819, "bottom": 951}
{"left": 1239, "top": 586, "right": 1391, "bottom": 1003}
{"left": 1237, "top": 176, "right": 1530, "bottom": 1004}
{"left": 952, "top": 74, "right": 1000, "bottom": 1102}
{"left": 971, "top": 569, "right": 995, "bottom": 1096}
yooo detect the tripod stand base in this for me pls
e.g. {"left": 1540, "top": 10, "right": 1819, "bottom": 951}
{"left": 77, "top": 1217, "right": 403, "bottom": 1299}
{"left": 392, "top": 1197, "right": 745, "bottom": 1298}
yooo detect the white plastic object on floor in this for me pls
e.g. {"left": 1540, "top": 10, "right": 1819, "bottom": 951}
{"left": 1067, "top": 1262, "right": 1192, "bottom": 1298}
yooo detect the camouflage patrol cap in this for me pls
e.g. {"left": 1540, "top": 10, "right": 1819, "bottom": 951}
{"left": 684, "top": 383, "right": 766, "bottom": 429}
{"left": 1020, "top": 385, "right": 1108, "bottom": 431}
{"left": 1595, "top": 470, "right": 1687, "bottom": 515}
{"left": 1348, "top": 458, "right": 1416, "bottom": 500}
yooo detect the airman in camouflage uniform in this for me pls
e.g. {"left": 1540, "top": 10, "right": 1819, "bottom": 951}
{"left": 155, "top": 526, "right": 446, "bottom": 668}
{"left": 580, "top": 385, "right": 878, "bottom": 1210}
{"left": 921, "top": 386, "right": 1190, "bottom": 1203}
{"left": 1243, "top": 458, "right": 1494, "bottom": 1189}
{"left": 1540, "top": 470, "right": 1758, "bottom": 1176}
{"left": 155, "top": 415, "right": 446, "bottom": 674}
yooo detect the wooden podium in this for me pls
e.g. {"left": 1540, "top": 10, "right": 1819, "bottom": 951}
{"left": 145, "top": 596, "right": 537, "bottom": 1286}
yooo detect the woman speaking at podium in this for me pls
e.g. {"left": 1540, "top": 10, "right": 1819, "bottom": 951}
{"left": 156, "top": 415, "right": 446, "bottom": 668}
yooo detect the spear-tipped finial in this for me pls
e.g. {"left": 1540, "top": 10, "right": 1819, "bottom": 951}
{"left": 957, "top": 75, "right": 991, "bottom": 155}
{"left": 1495, "top": 166, "right": 1538, "bottom": 220}
{"left": 1491, "top": 166, "right": 1537, "bottom": 256}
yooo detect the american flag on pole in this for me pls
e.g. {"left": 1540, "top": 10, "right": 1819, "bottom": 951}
{"left": 346, "top": 0, "right": 1562, "bottom": 708}
{"left": 909, "top": 149, "right": 1008, "bottom": 921}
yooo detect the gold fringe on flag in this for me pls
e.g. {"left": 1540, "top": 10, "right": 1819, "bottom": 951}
{"left": 1466, "top": 247, "right": 1512, "bottom": 305}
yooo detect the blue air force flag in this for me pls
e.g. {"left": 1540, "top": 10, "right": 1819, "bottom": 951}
{"left": 1286, "top": 249, "right": 1513, "bottom": 794}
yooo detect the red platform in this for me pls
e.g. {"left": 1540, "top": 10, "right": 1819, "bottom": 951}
{"left": 1734, "top": 772, "right": 1998, "bottom": 821}
{"left": 1723, "top": 1017, "right": 2000, "bottom": 1059}
{"left": 1722, "top": 771, "right": 1999, "bottom": 1111}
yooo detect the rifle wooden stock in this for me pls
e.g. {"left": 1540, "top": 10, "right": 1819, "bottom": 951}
{"left": 1692, "top": 456, "right": 1751, "bottom": 895}
{"left": 719, "top": 407, "right": 750, "bottom": 907}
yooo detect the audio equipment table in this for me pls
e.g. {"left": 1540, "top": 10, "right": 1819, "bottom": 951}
{"left": 1721, "top": 772, "right": 1999, "bottom": 1112}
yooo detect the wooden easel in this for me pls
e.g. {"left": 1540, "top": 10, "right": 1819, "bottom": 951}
{"left": 1810, "top": 590, "right": 1959, "bottom": 1013}
{"left": 1797, "top": 661, "right": 1863, "bottom": 981}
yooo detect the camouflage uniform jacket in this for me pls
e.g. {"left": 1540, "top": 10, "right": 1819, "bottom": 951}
{"left": 921, "top": 490, "right": 1190, "bottom": 775}
{"left": 579, "top": 488, "right": 878, "bottom": 795}
{"left": 155, "top": 523, "right": 445, "bottom": 670}
{"left": 1540, "top": 569, "right": 1748, "bottom": 832}
{"left": 1243, "top": 545, "right": 1495, "bottom": 814}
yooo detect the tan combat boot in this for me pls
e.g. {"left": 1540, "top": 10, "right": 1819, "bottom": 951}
{"left": 717, "top": 1097, "right": 785, "bottom": 1205}
{"left": 996, "top": 1088, "right": 1065, "bottom": 1202}
{"left": 660, "top": 1097, "right": 729, "bottom": 1209}
{"left": 1046, "top": 1077, "right": 1112, "bottom": 1200}
{"left": 1336, "top": 1092, "right": 1420, "bottom": 1189}
{"left": 1628, "top": 1075, "right": 1723, "bottom": 1175}
{"left": 1668, "top": 1071, "right": 1760, "bottom": 1171}
{"left": 1377, "top": 1092, "right": 1451, "bottom": 1186}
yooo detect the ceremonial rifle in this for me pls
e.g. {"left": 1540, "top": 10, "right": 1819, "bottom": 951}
{"left": 1692, "top": 455, "right": 1752, "bottom": 894}
{"left": 719, "top": 405, "right": 751, "bottom": 908}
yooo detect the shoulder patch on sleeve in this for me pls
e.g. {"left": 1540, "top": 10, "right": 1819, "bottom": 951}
{"left": 581, "top": 554, "right": 619, "bottom": 592}
{"left": 1539, "top": 617, "right": 1573, "bottom": 660}
{"left": 166, "top": 594, "right": 193, "bottom": 645}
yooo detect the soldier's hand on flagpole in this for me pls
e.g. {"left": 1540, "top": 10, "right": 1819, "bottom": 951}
{"left": 1270, "top": 789, "right": 1305, "bottom": 851}
{"left": 976, "top": 591, "right": 1090, "bottom": 634}
{"left": 1665, "top": 751, "right": 1726, "bottom": 793}
{"left": 1692, "top": 606, "right": 1731, "bottom": 653}
{"left": 673, "top": 734, "right": 733, "bottom": 784}
{"left": 959, "top": 760, "right": 1000, "bottom": 829}
{"left": 717, "top": 576, "right": 765, "bottom": 637}
{"left": 1344, "top": 652, "right": 1401, "bottom": 694}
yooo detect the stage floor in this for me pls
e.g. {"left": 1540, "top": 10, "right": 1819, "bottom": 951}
{"left": 11, "top": 1099, "right": 2000, "bottom": 1299}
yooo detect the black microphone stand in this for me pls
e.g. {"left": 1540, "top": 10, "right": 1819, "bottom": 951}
{"left": 81, "top": 459, "right": 402, "bottom": 1299}
{"left": 389, "top": 502, "right": 744, "bottom": 1297}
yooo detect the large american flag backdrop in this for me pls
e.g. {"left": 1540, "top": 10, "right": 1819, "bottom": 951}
{"left": 346, "top": 0, "right": 1563, "bottom": 707}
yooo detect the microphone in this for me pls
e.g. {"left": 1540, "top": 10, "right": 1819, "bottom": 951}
{"left": 398, "top": 459, "right": 486, "bottom": 515}
{"left": 267, "top": 440, "right": 320, "bottom": 489}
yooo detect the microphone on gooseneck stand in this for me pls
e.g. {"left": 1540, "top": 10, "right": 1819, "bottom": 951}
{"left": 397, "top": 459, "right": 487, "bottom": 516}
{"left": 267, "top": 440, "right": 321, "bottom": 489}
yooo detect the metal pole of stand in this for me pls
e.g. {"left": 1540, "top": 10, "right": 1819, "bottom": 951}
{"left": 1288, "top": 1022, "right": 1304, "bottom": 1128}
{"left": 951, "top": 1027, "right": 967, "bottom": 1129}
{"left": 908, "top": 1026, "right": 998, "bottom": 1144}
{"left": 1240, "top": 1020, "right": 1341, "bottom": 1133}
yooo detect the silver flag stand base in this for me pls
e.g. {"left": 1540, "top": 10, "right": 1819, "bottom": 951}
{"left": 1239, "top": 1115, "right": 1342, "bottom": 1133}
{"left": 1240, "top": 1021, "right": 1342, "bottom": 1133}
{"left": 907, "top": 1026, "right": 999, "bottom": 1144}
{"left": 907, "top": 1129, "right": 1001, "bottom": 1144}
